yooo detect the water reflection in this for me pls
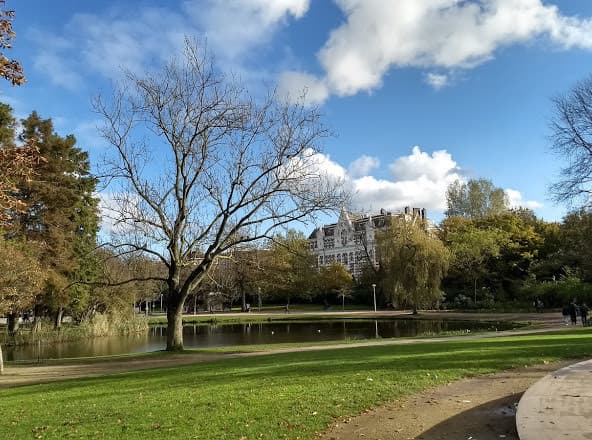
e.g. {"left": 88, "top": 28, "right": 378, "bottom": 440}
{"left": 4, "top": 318, "right": 512, "bottom": 362}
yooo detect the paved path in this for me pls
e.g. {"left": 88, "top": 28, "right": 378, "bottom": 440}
{"left": 321, "top": 361, "right": 574, "bottom": 440}
{"left": 516, "top": 359, "right": 592, "bottom": 439}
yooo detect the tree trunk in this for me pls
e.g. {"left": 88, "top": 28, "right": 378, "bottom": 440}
{"left": 7, "top": 312, "right": 19, "bottom": 335}
{"left": 0, "top": 343, "right": 3, "bottom": 375}
{"left": 166, "top": 300, "right": 184, "bottom": 351}
{"left": 474, "top": 278, "right": 478, "bottom": 305}
{"left": 412, "top": 306, "right": 418, "bottom": 315}
{"left": 257, "top": 290, "right": 262, "bottom": 311}
{"left": 53, "top": 308, "right": 64, "bottom": 330}
{"left": 32, "top": 304, "right": 43, "bottom": 333}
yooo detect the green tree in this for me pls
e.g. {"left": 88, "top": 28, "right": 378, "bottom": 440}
{"left": 377, "top": 219, "right": 450, "bottom": 314}
{"left": 475, "top": 210, "right": 543, "bottom": 297}
{"left": 262, "top": 230, "right": 318, "bottom": 311}
{"left": 444, "top": 221, "right": 501, "bottom": 304}
{"left": 229, "top": 246, "right": 264, "bottom": 312}
{"left": 558, "top": 209, "right": 592, "bottom": 281}
{"left": 446, "top": 179, "right": 508, "bottom": 219}
{"left": 0, "top": 101, "right": 15, "bottom": 146}
{"left": 318, "top": 262, "right": 353, "bottom": 309}
{"left": 12, "top": 112, "right": 99, "bottom": 328}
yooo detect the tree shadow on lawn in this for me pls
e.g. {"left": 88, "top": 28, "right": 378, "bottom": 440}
{"left": 3, "top": 334, "right": 591, "bottom": 402}
{"left": 415, "top": 393, "right": 523, "bottom": 440}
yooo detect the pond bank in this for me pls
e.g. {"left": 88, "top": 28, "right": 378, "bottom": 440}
{"left": 147, "top": 309, "right": 562, "bottom": 326}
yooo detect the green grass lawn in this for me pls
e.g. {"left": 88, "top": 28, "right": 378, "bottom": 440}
{"left": 1, "top": 328, "right": 591, "bottom": 440}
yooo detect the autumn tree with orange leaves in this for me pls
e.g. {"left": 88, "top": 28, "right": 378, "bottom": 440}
{"left": 0, "top": 0, "right": 24, "bottom": 88}
{"left": 0, "top": 1, "right": 33, "bottom": 224}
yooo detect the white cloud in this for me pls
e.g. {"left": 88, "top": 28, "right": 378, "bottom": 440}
{"left": 425, "top": 73, "right": 450, "bottom": 90}
{"left": 30, "top": 8, "right": 191, "bottom": 89}
{"left": 505, "top": 188, "right": 543, "bottom": 210}
{"left": 307, "top": 149, "right": 543, "bottom": 214}
{"left": 347, "top": 155, "right": 380, "bottom": 178}
{"left": 389, "top": 147, "right": 460, "bottom": 183}
{"left": 185, "top": 0, "right": 309, "bottom": 62}
{"left": 307, "top": 149, "right": 347, "bottom": 182}
{"left": 309, "top": 146, "right": 464, "bottom": 213}
{"left": 281, "top": 0, "right": 592, "bottom": 102}
{"left": 277, "top": 71, "right": 329, "bottom": 105}
{"left": 31, "top": 1, "right": 310, "bottom": 89}
{"left": 97, "top": 192, "right": 121, "bottom": 236}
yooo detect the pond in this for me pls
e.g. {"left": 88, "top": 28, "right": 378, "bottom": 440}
{"left": 3, "top": 318, "right": 515, "bottom": 362}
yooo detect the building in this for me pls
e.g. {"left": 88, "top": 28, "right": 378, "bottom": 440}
{"left": 308, "top": 207, "right": 429, "bottom": 277}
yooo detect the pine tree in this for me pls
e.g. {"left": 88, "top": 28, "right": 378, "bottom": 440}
{"left": 13, "top": 112, "right": 99, "bottom": 327}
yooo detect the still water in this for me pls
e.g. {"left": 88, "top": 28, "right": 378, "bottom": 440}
{"left": 4, "top": 319, "right": 513, "bottom": 362}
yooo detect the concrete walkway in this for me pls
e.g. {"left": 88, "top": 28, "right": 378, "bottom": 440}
{"left": 516, "top": 358, "right": 592, "bottom": 439}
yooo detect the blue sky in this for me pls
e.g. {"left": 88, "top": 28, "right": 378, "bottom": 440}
{"left": 5, "top": 0, "right": 592, "bottom": 224}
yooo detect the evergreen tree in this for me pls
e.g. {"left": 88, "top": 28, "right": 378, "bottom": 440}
{"left": 12, "top": 112, "right": 99, "bottom": 327}
{"left": 0, "top": 102, "right": 15, "bottom": 146}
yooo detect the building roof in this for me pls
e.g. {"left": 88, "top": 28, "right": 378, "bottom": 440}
{"left": 308, "top": 207, "right": 429, "bottom": 240}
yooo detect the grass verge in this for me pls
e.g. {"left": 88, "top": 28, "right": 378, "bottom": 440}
{"left": 0, "top": 328, "right": 590, "bottom": 439}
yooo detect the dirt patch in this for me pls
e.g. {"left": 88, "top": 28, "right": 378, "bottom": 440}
{"left": 319, "top": 361, "right": 572, "bottom": 440}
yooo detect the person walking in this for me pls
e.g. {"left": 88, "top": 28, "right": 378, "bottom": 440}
{"left": 569, "top": 299, "right": 578, "bottom": 325}
{"left": 580, "top": 303, "right": 589, "bottom": 327}
{"left": 562, "top": 305, "right": 570, "bottom": 325}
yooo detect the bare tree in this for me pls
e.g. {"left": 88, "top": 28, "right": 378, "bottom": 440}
{"left": 95, "top": 40, "right": 346, "bottom": 350}
{"left": 550, "top": 75, "right": 592, "bottom": 208}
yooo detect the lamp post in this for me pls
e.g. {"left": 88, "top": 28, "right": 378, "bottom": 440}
{"left": 372, "top": 283, "right": 377, "bottom": 312}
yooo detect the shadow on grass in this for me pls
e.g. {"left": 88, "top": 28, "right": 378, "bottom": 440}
{"left": 3, "top": 332, "right": 591, "bottom": 401}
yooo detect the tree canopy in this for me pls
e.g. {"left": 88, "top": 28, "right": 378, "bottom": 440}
{"left": 550, "top": 75, "right": 592, "bottom": 208}
{"left": 377, "top": 219, "right": 449, "bottom": 313}
{"left": 95, "top": 40, "right": 346, "bottom": 350}
{"left": 445, "top": 178, "right": 508, "bottom": 219}
{"left": 0, "top": 1, "right": 24, "bottom": 89}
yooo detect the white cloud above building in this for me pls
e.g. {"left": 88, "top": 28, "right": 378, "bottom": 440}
{"left": 308, "top": 146, "right": 542, "bottom": 215}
